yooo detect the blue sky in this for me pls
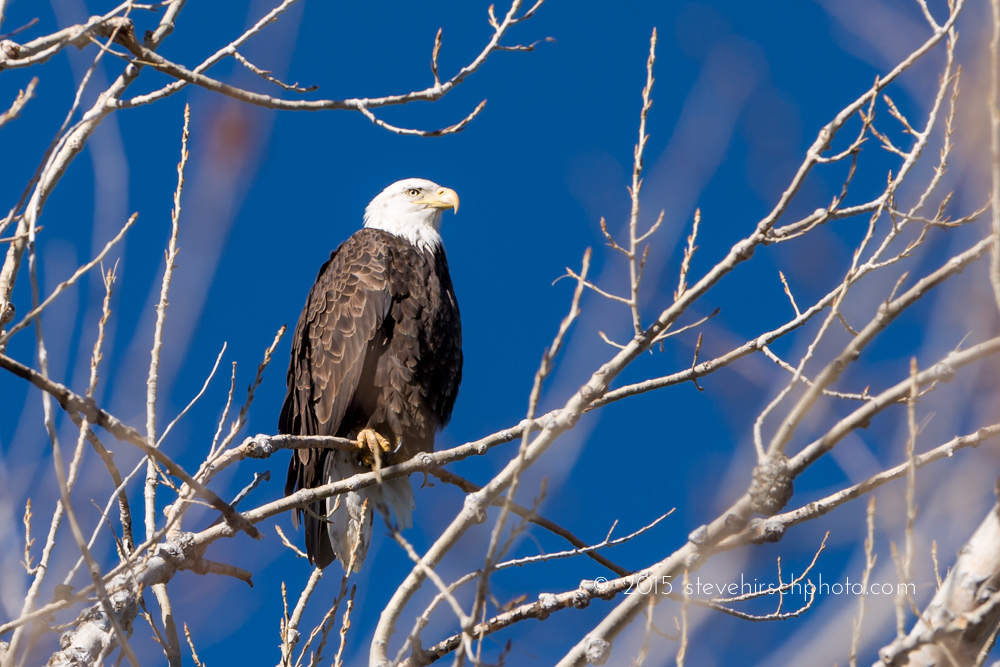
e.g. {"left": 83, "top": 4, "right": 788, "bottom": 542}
{"left": 2, "top": 1, "right": 999, "bottom": 665}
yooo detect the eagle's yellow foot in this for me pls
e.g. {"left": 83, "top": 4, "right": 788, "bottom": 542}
{"left": 357, "top": 428, "right": 392, "bottom": 482}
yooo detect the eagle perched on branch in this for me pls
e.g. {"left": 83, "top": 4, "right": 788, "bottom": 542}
{"left": 279, "top": 178, "right": 463, "bottom": 571}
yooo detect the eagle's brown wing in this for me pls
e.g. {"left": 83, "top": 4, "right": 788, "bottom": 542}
{"left": 279, "top": 231, "right": 391, "bottom": 566}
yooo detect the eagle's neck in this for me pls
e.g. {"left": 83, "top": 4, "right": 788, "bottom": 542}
{"left": 363, "top": 208, "right": 443, "bottom": 252}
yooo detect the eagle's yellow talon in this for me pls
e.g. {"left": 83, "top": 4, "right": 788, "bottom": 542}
{"left": 357, "top": 428, "right": 392, "bottom": 483}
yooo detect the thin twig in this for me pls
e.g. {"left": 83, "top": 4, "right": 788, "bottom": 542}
{"left": 0, "top": 77, "right": 37, "bottom": 128}
{"left": 157, "top": 342, "right": 226, "bottom": 447}
{"left": 0, "top": 213, "right": 136, "bottom": 344}
{"left": 676, "top": 209, "right": 700, "bottom": 301}
{"left": 429, "top": 467, "right": 634, "bottom": 576}
{"left": 183, "top": 624, "right": 204, "bottom": 667}
{"left": 895, "top": 358, "right": 921, "bottom": 637}
{"left": 232, "top": 50, "right": 317, "bottom": 92}
{"left": 849, "top": 497, "right": 877, "bottom": 667}
{"left": 280, "top": 567, "right": 323, "bottom": 665}
{"left": 989, "top": 0, "right": 1000, "bottom": 315}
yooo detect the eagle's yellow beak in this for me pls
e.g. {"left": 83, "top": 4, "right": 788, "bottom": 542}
{"left": 415, "top": 187, "right": 460, "bottom": 214}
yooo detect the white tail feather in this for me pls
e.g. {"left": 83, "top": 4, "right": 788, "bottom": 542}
{"left": 324, "top": 451, "right": 415, "bottom": 572}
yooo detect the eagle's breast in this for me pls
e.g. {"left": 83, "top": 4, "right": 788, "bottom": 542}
{"left": 371, "top": 230, "right": 463, "bottom": 456}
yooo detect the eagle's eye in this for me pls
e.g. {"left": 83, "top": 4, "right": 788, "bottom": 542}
{"left": 406, "top": 188, "right": 421, "bottom": 197}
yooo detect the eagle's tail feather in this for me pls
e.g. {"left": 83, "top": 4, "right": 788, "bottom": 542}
{"left": 325, "top": 451, "right": 415, "bottom": 572}
{"left": 373, "top": 474, "right": 416, "bottom": 530}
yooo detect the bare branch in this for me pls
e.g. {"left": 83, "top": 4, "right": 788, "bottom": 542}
{"left": 0, "top": 77, "right": 37, "bottom": 128}
{"left": 232, "top": 49, "right": 317, "bottom": 93}
{"left": 877, "top": 502, "right": 1000, "bottom": 666}
{"left": 849, "top": 497, "right": 877, "bottom": 667}
{"left": 357, "top": 99, "right": 487, "bottom": 137}
{"left": 0, "top": 3, "right": 133, "bottom": 69}
{"left": 280, "top": 567, "right": 323, "bottom": 666}
{"left": 990, "top": 0, "right": 1000, "bottom": 315}
{"left": 428, "top": 467, "right": 633, "bottom": 576}
{"left": 675, "top": 209, "right": 700, "bottom": 301}
{"left": 0, "top": 351, "right": 262, "bottom": 539}
{"left": 893, "top": 358, "right": 922, "bottom": 637}
{"left": 724, "top": 422, "right": 1000, "bottom": 548}
{"left": 117, "top": 0, "right": 545, "bottom": 124}
{"left": 0, "top": 213, "right": 136, "bottom": 345}
{"left": 157, "top": 342, "right": 227, "bottom": 448}
{"left": 778, "top": 270, "right": 800, "bottom": 317}
{"left": 0, "top": 0, "right": 187, "bottom": 345}
{"left": 625, "top": 28, "right": 657, "bottom": 334}
{"left": 768, "top": 234, "right": 992, "bottom": 460}
{"left": 183, "top": 624, "right": 204, "bottom": 667}
{"left": 20, "top": 500, "right": 34, "bottom": 575}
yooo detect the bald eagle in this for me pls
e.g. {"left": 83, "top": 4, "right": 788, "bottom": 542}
{"left": 279, "top": 178, "right": 463, "bottom": 571}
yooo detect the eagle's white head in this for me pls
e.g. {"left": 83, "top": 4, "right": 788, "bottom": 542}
{"left": 363, "top": 178, "right": 460, "bottom": 251}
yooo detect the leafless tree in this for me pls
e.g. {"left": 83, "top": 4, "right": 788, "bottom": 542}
{"left": 2, "top": 1, "right": 1000, "bottom": 666}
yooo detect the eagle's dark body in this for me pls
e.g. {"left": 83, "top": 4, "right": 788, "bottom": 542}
{"left": 279, "top": 227, "right": 462, "bottom": 569}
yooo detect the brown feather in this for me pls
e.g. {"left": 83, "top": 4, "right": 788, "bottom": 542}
{"left": 279, "top": 228, "right": 462, "bottom": 568}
